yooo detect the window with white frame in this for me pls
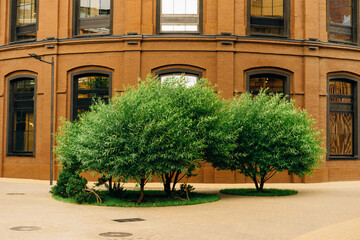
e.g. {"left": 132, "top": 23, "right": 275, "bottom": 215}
{"left": 158, "top": 0, "right": 201, "bottom": 33}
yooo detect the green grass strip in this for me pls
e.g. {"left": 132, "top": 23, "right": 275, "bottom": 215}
{"left": 52, "top": 190, "right": 221, "bottom": 207}
{"left": 220, "top": 188, "right": 298, "bottom": 197}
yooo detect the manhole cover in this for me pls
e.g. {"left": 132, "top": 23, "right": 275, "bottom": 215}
{"left": 10, "top": 226, "right": 41, "bottom": 231}
{"left": 7, "top": 193, "right": 25, "bottom": 195}
{"left": 99, "top": 232, "right": 133, "bottom": 238}
{"left": 113, "top": 218, "right": 145, "bottom": 223}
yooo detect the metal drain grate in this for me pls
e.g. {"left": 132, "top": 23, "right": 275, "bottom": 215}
{"left": 10, "top": 226, "right": 41, "bottom": 231}
{"left": 99, "top": 232, "right": 133, "bottom": 238}
{"left": 7, "top": 193, "right": 25, "bottom": 195}
{"left": 113, "top": 218, "right": 145, "bottom": 223}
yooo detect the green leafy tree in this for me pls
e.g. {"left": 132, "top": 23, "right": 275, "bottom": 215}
{"left": 74, "top": 75, "right": 228, "bottom": 202}
{"left": 210, "top": 91, "right": 325, "bottom": 192}
{"left": 148, "top": 75, "right": 228, "bottom": 196}
{"left": 73, "top": 100, "right": 127, "bottom": 194}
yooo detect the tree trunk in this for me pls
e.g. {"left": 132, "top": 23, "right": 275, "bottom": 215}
{"left": 108, "top": 177, "right": 113, "bottom": 193}
{"left": 252, "top": 177, "right": 260, "bottom": 192}
{"left": 171, "top": 170, "right": 181, "bottom": 192}
{"left": 137, "top": 178, "right": 146, "bottom": 203}
{"left": 163, "top": 173, "right": 172, "bottom": 196}
{"left": 185, "top": 176, "right": 190, "bottom": 201}
{"left": 259, "top": 178, "right": 265, "bottom": 192}
{"left": 163, "top": 170, "right": 183, "bottom": 196}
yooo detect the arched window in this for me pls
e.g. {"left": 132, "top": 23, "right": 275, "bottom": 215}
{"left": 328, "top": 78, "right": 357, "bottom": 158}
{"left": 7, "top": 76, "right": 36, "bottom": 156}
{"left": 71, "top": 71, "right": 111, "bottom": 121}
{"left": 156, "top": 68, "right": 202, "bottom": 87}
{"left": 246, "top": 70, "right": 290, "bottom": 96}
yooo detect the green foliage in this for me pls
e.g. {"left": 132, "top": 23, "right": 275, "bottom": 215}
{"left": 96, "top": 176, "right": 126, "bottom": 197}
{"left": 65, "top": 175, "right": 87, "bottom": 198}
{"left": 51, "top": 119, "right": 87, "bottom": 199}
{"left": 70, "top": 75, "right": 228, "bottom": 200}
{"left": 53, "top": 190, "right": 221, "bottom": 207}
{"left": 50, "top": 170, "right": 74, "bottom": 197}
{"left": 210, "top": 90, "right": 325, "bottom": 192}
{"left": 53, "top": 120, "right": 83, "bottom": 172}
{"left": 81, "top": 76, "right": 109, "bottom": 89}
{"left": 220, "top": 188, "right": 298, "bottom": 196}
{"left": 180, "top": 183, "right": 195, "bottom": 194}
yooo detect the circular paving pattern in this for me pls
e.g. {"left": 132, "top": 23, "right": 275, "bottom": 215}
{"left": 99, "top": 232, "right": 133, "bottom": 238}
{"left": 10, "top": 226, "right": 41, "bottom": 231}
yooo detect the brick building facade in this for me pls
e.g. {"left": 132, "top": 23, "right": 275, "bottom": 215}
{"left": 0, "top": 0, "right": 360, "bottom": 183}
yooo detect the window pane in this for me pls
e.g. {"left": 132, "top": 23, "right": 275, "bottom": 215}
{"left": 17, "top": 0, "right": 36, "bottom": 25}
{"left": 160, "top": 73, "right": 198, "bottom": 87}
{"left": 162, "top": 25, "right": 174, "bottom": 31}
{"left": 174, "top": 25, "right": 186, "bottom": 31}
{"left": 186, "top": 0, "right": 198, "bottom": 14}
{"left": 80, "top": 0, "right": 110, "bottom": 18}
{"left": 251, "top": 0, "right": 283, "bottom": 17}
{"left": 75, "top": 74, "right": 110, "bottom": 119}
{"left": 329, "top": 80, "right": 352, "bottom": 94}
{"left": 329, "top": 81, "right": 352, "bottom": 103}
{"left": 162, "top": 24, "right": 198, "bottom": 32}
{"left": 185, "top": 25, "right": 198, "bottom": 31}
{"left": 174, "top": 0, "right": 186, "bottom": 14}
{"left": 78, "top": 0, "right": 111, "bottom": 35}
{"left": 273, "top": 0, "right": 284, "bottom": 17}
{"left": 329, "top": 80, "right": 355, "bottom": 157}
{"left": 250, "top": 0, "right": 284, "bottom": 35}
{"left": 249, "top": 75, "right": 284, "bottom": 94}
{"left": 10, "top": 79, "right": 35, "bottom": 154}
{"left": 329, "top": 113, "right": 353, "bottom": 155}
{"left": 15, "top": 79, "right": 35, "bottom": 93}
{"left": 78, "top": 76, "right": 109, "bottom": 90}
{"left": 251, "top": 0, "right": 262, "bottom": 16}
{"left": 160, "top": 0, "right": 199, "bottom": 33}
{"left": 329, "top": 0, "right": 352, "bottom": 26}
{"left": 162, "top": 0, "right": 174, "bottom": 14}
{"left": 13, "top": 111, "right": 34, "bottom": 152}
{"left": 262, "top": 0, "right": 273, "bottom": 16}
{"left": 80, "top": 0, "right": 90, "bottom": 17}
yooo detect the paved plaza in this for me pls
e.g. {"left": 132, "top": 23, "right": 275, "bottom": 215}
{"left": 0, "top": 178, "right": 360, "bottom": 240}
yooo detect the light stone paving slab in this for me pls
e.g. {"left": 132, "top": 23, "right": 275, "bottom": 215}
{"left": 1, "top": 178, "right": 360, "bottom": 240}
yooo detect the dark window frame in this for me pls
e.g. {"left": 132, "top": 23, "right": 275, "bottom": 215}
{"left": 9, "top": 0, "right": 38, "bottom": 43}
{"left": 156, "top": 0, "right": 203, "bottom": 34}
{"left": 327, "top": 0, "right": 358, "bottom": 44}
{"left": 246, "top": 70, "right": 291, "bottom": 96}
{"left": 156, "top": 68, "right": 203, "bottom": 79}
{"left": 71, "top": 70, "right": 112, "bottom": 121}
{"left": 327, "top": 75, "right": 359, "bottom": 160}
{"left": 6, "top": 74, "right": 37, "bottom": 157}
{"left": 72, "top": 0, "right": 113, "bottom": 37}
{"left": 247, "top": 0, "right": 290, "bottom": 38}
